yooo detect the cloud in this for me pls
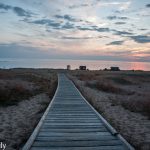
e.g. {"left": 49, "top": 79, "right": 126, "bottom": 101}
{"left": 61, "top": 36, "right": 103, "bottom": 40}
{"left": 77, "top": 26, "right": 110, "bottom": 32}
{"left": 55, "top": 15, "right": 63, "bottom": 19}
{"left": 139, "top": 28, "right": 147, "bottom": 31}
{"left": 146, "top": 4, "right": 150, "bottom": 7}
{"left": 115, "top": 22, "right": 126, "bottom": 25}
{"left": 61, "top": 22, "right": 74, "bottom": 29}
{"left": 29, "top": 17, "right": 111, "bottom": 33}
{"left": 96, "top": 28, "right": 110, "bottom": 32}
{"left": 0, "top": 3, "right": 11, "bottom": 10}
{"left": 107, "top": 40, "right": 124, "bottom": 45}
{"left": 119, "top": 17, "right": 128, "bottom": 20}
{"left": 13, "top": 7, "right": 32, "bottom": 17}
{"left": 31, "top": 18, "right": 75, "bottom": 30}
{"left": 112, "top": 30, "right": 150, "bottom": 43}
{"left": 107, "top": 16, "right": 128, "bottom": 20}
{"left": 0, "top": 43, "right": 45, "bottom": 58}
{"left": 107, "top": 16, "right": 117, "bottom": 20}
{"left": 95, "top": 1, "right": 131, "bottom": 11}
{"left": 130, "top": 35, "right": 150, "bottom": 43}
{"left": 77, "top": 26, "right": 93, "bottom": 31}
{"left": 31, "top": 19, "right": 61, "bottom": 28}
{"left": 0, "top": 3, "right": 33, "bottom": 17}
{"left": 69, "top": 4, "right": 89, "bottom": 9}
{"left": 113, "top": 30, "right": 133, "bottom": 35}
{"left": 55, "top": 14, "right": 77, "bottom": 22}
{"left": 0, "top": 42, "right": 67, "bottom": 59}
{"left": 119, "top": 1, "right": 131, "bottom": 10}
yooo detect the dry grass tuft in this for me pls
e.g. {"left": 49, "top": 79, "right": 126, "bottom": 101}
{"left": 86, "top": 81, "right": 123, "bottom": 94}
{"left": 0, "top": 85, "right": 34, "bottom": 106}
{"left": 121, "top": 95, "right": 150, "bottom": 118}
{"left": 0, "top": 69, "right": 57, "bottom": 106}
{"left": 108, "top": 77, "right": 133, "bottom": 85}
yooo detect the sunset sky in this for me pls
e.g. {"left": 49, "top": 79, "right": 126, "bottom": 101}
{"left": 0, "top": 0, "right": 150, "bottom": 62}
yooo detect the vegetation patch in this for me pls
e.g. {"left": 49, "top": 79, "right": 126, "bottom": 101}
{"left": 86, "top": 81, "right": 123, "bottom": 94}
{"left": 0, "top": 69, "right": 57, "bottom": 106}
{"left": 107, "top": 77, "right": 133, "bottom": 85}
{"left": 121, "top": 95, "right": 150, "bottom": 118}
{"left": 0, "top": 85, "right": 35, "bottom": 106}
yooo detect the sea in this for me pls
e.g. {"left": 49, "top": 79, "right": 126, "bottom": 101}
{"left": 0, "top": 58, "right": 150, "bottom": 71}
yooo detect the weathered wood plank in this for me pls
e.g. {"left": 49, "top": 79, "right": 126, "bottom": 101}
{"left": 47, "top": 114, "right": 97, "bottom": 116}
{"left": 38, "top": 131, "right": 112, "bottom": 137}
{"left": 36, "top": 135, "right": 117, "bottom": 141}
{"left": 33, "top": 140, "right": 123, "bottom": 147}
{"left": 44, "top": 118, "right": 99, "bottom": 120}
{"left": 43, "top": 120, "right": 101, "bottom": 123}
{"left": 41, "top": 126, "right": 106, "bottom": 130}
{"left": 42, "top": 123, "right": 103, "bottom": 126}
{"left": 45, "top": 117, "right": 98, "bottom": 119}
{"left": 41, "top": 126, "right": 105, "bottom": 129}
{"left": 31, "top": 146, "right": 127, "bottom": 150}
{"left": 40, "top": 128, "right": 107, "bottom": 132}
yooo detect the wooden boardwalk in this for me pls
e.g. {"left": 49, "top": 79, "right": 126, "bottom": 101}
{"left": 23, "top": 74, "right": 134, "bottom": 150}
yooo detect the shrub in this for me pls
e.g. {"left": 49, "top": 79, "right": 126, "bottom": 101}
{"left": 108, "top": 77, "right": 133, "bottom": 85}
{"left": 0, "top": 85, "right": 34, "bottom": 106}
{"left": 121, "top": 95, "right": 150, "bottom": 118}
{"left": 86, "top": 81, "right": 123, "bottom": 94}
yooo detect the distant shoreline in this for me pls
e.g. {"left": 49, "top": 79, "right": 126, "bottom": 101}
{"left": 0, "top": 58, "right": 150, "bottom": 71}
